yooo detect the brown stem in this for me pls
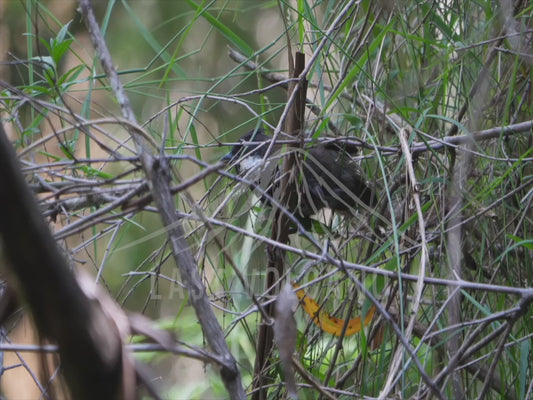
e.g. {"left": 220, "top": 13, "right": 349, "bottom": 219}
{"left": 252, "top": 51, "right": 308, "bottom": 400}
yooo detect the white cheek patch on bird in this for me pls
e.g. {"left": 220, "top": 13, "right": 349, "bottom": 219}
{"left": 239, "top": 154, "right": 264, "bottom": 173}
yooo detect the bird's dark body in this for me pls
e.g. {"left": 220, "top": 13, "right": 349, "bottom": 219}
{"left": 223, "top": 129, "right": 376, "bottom": 229}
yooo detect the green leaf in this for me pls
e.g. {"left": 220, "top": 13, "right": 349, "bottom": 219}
{"left": 32, "top": 55, "right": 55, "bottom": 71}
{"left": 519, "top": 339, "right": 530, "bottom": 400}
{"left": 185, "top": 0, "right": 254, "bottom": 57}
{"left": 37, "top": 151, "right": 62, "bottom": 161}
{"left": 50, "top": 39, "right": 73, "bottom": 67}
{"left": 56, "top": 20, "right": 72, "bottom": 43}
{"left": 78, "top": 165, "right": 115, "bottom": 179}
{"left": 507, "top": 235, "right": 533, "bottom": 250}
{"left": 37, "top": 37, "right": 52, "bottom": 54}
{"left": 343, "top": 114, "right": 363, "bottom": 130}
{"left": 57, "top": 64, "right": 86, "bottom": 89}
{"left": 310, "top": 219, "right": 327, "bottom": 235}
{"left": 189, "top": 124, "right": 202, "bottom": 161}
{"left": 59, "top": 140, "right": 77, "bottom": 160}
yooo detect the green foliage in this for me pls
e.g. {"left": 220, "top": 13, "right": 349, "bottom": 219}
{"left": 1, "top": 0, "right": 532, "bottom": 399}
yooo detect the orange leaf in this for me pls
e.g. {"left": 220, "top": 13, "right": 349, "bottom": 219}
{"left": 292, "top": 282, "right": 375, "bottom": 336}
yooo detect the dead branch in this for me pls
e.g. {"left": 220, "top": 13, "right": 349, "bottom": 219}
{"left": 77, "top": 0, "right": 245, "bottom": 398}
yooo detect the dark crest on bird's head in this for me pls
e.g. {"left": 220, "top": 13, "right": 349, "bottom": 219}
{"left": 221, "top": 128, "right": 272, "bottom": 174}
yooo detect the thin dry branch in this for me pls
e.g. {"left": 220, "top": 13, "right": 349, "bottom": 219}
{"left": 229, "top": 48, "right": 533, "bottom": 161}
{"left": 77, "top": 1, "right": 245, "bottom": 398}
{"left": 380, "top": 127, "right": 432, "bottom": 398}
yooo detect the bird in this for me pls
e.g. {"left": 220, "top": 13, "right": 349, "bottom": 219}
{"left": 222, "top": 128, "right": 377, "bottom": 230}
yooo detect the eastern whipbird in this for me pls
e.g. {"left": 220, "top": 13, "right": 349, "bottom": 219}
{"left": 222, "top": 128, "right": 377, "bottom": 231}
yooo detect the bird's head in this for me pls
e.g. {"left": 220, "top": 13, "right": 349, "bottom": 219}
{"left": 221, "top": 129, "right": 273, "bottom": 175}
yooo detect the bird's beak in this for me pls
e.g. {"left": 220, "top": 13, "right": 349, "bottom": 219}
{"left": 221, "top": 151, "right": 234, "bottom": 164}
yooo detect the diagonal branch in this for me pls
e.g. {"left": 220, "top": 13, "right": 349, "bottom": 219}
{"left": 77, "top": 1, "right": 245, "bottom": 398}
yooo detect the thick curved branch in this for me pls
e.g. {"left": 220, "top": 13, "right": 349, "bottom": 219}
{"left": 0, "top": 122, "right": 126, "bottom": 399}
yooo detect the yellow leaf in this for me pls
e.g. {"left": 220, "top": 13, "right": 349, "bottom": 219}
{"left": 292, "top": 282, "right": 375, "bottom": 336}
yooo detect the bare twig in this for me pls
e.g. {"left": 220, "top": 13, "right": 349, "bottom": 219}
{"left": 380, "top": 127, "right": 431, "bottom": 398}
{"left": 77, "top": 1, "right": 245, "bottom": 398}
